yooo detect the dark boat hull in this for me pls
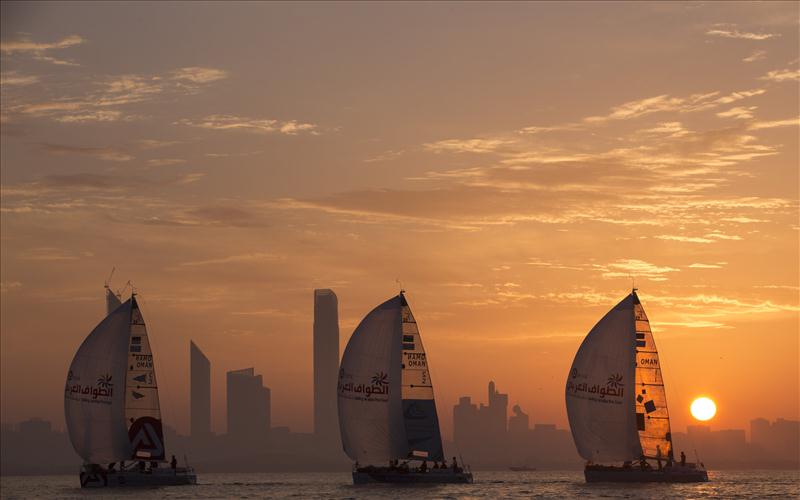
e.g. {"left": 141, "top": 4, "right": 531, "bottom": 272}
{"left": 585, "top": 465, "right": 708, "bottom": 483}
{"left": 353, "top": 468, "right": 473, "bottom": 484}
{"left": 80, "top": 467, "right": 197, "bottom": 488}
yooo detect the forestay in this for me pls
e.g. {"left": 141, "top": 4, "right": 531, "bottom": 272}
{"left": 565, "top": 294, "right": 642, "bottom": 462}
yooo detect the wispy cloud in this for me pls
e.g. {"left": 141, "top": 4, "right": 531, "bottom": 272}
{"left": 743, "top": 50, "right": 767, "bottom": 63}
{"left": 688, "top": 263, "right": 725, "bottom": 269}
{"left": 748, "top": 117, "right": 800, "bottom": 130}
{"left": 0, "top": 71, "right": 39, "bottom": 87}
{"left": 583, "top": 89, "right": 765, "bottom": 123}
{"left": 706, "top": 27, "right": 779, "bottom": 41}
{"left": 175, "top": 114, "right": 318, "bottom": 135}
{"left": 180, "top": 252, "right": 281, "bottom": 267}
{"left": 0, "top": 281, "right": 22, "bottom": 293}
{"left": 655, "top": 235, "right": 714, "bottom": 244}
{"left": 717, "top": 106, "right": 757, "bottom": 120}
{"left": 53, "top": 110, "right": 122, "bottom": 123}
{"left": 596, "top": 259, "right": 679, "bottom": 281}
{"left": 760, "top": 68, "right": 800, "bottom": 82}
{"left": 0, "top": 34, "right": 85, "bottom": 66}
{"left": 147, "top": 158, "right": 186, "bottom": 167}
{"left": 38, "top": 143, "right": 133, "bottom": 162}
{"left": 423, "top": 138, "right": 513, "bottom": 154}
{"left": 170, "top": 66, "right": 228, "bottom": 84}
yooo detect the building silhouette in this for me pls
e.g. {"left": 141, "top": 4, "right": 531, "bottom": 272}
{"left": 313, "top": 289, "right": 339, "bottom": 445}
{"left": 190, "top": 341, "right": 211, "bottom": 438}
{"left": 750, "top": 417, "right": 800, "bottom": 460}
{"left": 226, "top": 368, "right": 270, "bottom": 440}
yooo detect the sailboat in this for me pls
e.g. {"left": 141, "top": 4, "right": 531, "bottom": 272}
{"left": 337, "top": 291, "right": 473, "bottom": 484}
{"left": 64, "top": 292, "right": 197, "bottom": 488}
{"left": 565, "top": 289, "right": 708, "bottom": 482}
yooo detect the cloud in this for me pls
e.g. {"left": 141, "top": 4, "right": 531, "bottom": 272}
{"left": 0, "top": 281, "right": 22, "bottom": 293}
{"left": 53, "top": 110, "right": 122, "bottom": 123}
{"left": 147, "top": 158, "right": 186, "bottom": 167}
{"left": 688, "top": 263, "right": 725, "bottom": 269}
{"left": 655, "top": 235, "right": 714, "bottom": 244}
{"left": 3, "top": 66, "right": 228, "bottom": 123}
{"left": 743, "top": 50, "right": 767, "bottom": 63}
{"left": 423, "top": 138, "right": 514, "bottom": 154}
{"left": 170, "top": 67, "right": 228, "bottom": 84}
{"left": 175, "top": 115, "right": 318, "bottom": 135}
{"left": 596, "top": 259, "right": 679, "bottom": 281}
{"left": 583, "top": 89, "right": 765, "bottom": 123}
{"left": 136, "top": 139, "right": 183, "bottom": 150}
{"left": 180, "top": 252, "right": 281, "bottom": 267}
{"left": 0, "top": 71, "right": 39, "bottom": 86}
{"left": 38, "top": 143, "right": 133, "bottom": 162}
{"left": 176, "top": 173, "right": 206, "bottom": 184}
{"left": 716, "top": 106, "right": 757, "bottom": 120}
{"left": 747, "top": 117, "right": 800, "bottom": 130}
{"left": 760, "top": 68, "right": 800, "bottom": 82}
{"left": 706, "top": 28, "right": 779, "bottom": 41}
{"left": 18, "top": 247, "right": 81, "bottom": 261}
{"left": 0, "top": 35, "right": 85, "bottom": 65}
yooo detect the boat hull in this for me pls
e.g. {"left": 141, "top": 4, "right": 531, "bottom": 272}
{"left": 353, "top": 468, "right": 473, "bottom": 484}
{"left": 584, "top": 465, "right": 708, "bottom": 483}
{"left": 80, "top": 467, "right": 197, "bottom": 488}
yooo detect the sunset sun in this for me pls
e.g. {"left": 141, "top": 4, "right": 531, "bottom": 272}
{"left": 690, "top": 397, "right": 717, "bottom": 421}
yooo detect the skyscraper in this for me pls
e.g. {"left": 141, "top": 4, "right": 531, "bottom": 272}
{"left": 190, "top": 341, "right": 211, "bottom": 437}
{"left": 313, "top": 289, "right": 339, "bottom": 444}
{"left": 226, "top": 368, "right": 270, "bottom": 440}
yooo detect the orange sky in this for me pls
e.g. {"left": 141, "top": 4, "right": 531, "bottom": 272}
{"left": 1, "top": 2, "right": 798, "bottom": 440}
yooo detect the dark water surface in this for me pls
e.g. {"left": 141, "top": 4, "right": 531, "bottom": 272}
{"left": 2, "top": 470, "right": 798, "bottom": 499}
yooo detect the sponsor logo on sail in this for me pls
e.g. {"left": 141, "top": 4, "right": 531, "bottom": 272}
{"left": 338, "top": 370, "right": 389, "bottom": 400}
{"left": 128, "top": 416, "right": 165, "bottom": 460}
{"left": 65, "top": 373, "right": 114, "bottom": 403}
{"left": 567, "top": 371, "right": 624, "bottom": 401}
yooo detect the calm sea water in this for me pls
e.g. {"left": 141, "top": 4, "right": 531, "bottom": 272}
{"left": 2, "top": 470, "right": 798, "bottom": 499}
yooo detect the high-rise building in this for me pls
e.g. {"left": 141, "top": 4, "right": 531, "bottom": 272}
{"left": 226, "top": 368, "right": 270, "bottom": 439}
{"left": 190, "top": 341, "right": 211, "bottom": 437}
{"left": 313, "top": 289, "right": 339, "bottom": 443}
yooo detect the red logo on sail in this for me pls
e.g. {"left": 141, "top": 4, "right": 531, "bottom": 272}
{"left": 128, "top": 416, "right": 165, "bottom": 460}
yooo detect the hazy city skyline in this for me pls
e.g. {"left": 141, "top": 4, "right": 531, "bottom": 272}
{"left": 1, "top": 2, "right": 798, "bottom": 443}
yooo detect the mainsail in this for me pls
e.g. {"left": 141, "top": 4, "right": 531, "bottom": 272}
{"left": 338, "top": 293, "right": 444, "bottom": 463}
{"left": 65, "top": 296, "right": 165, "bottom": 463}
{"left": 565, "top": 291, "right": 673, "bottom": 463}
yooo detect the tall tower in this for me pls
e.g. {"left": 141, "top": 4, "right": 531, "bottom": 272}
{"left": 313, "top": 289, "right": 339, "bottom": 444}
{"left": 190, "top": 341, "right": 211, "bottom": 437}
{"left": 226, "top": 368, "right": 270, "bottom": 439}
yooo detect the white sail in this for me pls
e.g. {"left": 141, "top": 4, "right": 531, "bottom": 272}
{"left": 125, "top": 297, "right": 165, "bottom": 459}
{"left": 106, "top": 287, "right": 122, "bottom": 315}
{"left": 399, "top": 295, "right": 444, "bottom": 461}
{"left": 338, "top": 295, "right": 407, "bottom": 462}
{"left": 65, "top": 296, "right": 165, "bottom": 464}
{"left": 65, "top": 300, "right": 134, "bottom": 463}
{"left": 565, "top": 293, "right": 641, "bottom": 462}
{"left": 633, "top": 296, "right": 673, "bottom": 460}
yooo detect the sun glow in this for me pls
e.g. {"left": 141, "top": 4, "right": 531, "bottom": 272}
{"left": 690, "top": 397, "right": 717, "bottom": 421}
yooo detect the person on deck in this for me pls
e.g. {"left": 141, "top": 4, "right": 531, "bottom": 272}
{"left": 138, "top": 461, "right": 146, "bottom": 472}
{"left": 170, "top": 455, "right": 177, "bottom": 470}
{"left": 441, "top": 458, "right": 448, "bottom": 469}
{"left": 452, "top": 456, "right": 460, "bottom": 473}
{"left": 419, "top": 460, "right": 427, "bottom": 473}
{"left": 680, "top": 451, "right": 686, "bottom": 467}
{"left": 656, "top": 445, "right": 663, "bottom": 470}
{"left": 108, "top": 462, "right": 116, "bottom": 473}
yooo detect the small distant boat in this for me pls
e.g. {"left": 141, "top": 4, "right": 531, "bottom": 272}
{"left": 64, "top": 291, "right": 196, "bottom": 488}
{"left": 565, "top": 289, "right": 708, "bottom": 483}
{"left": 338, "top": 292, "right": 473, "bottom": 484}
{"left": 509, "top": 465, "right": 536, "bottom": 472}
